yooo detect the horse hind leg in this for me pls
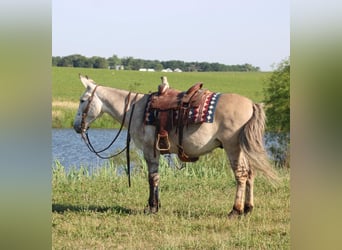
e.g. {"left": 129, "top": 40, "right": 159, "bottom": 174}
{"left": 244, "top": 168, "right": 254, "bottom": 215}
{"left": 227, "top": 150, "right": 250, "bottom": 219}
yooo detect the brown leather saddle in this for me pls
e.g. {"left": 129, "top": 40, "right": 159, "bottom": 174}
{"left": 148, "top": 82, "right": 210, "bottom": 162}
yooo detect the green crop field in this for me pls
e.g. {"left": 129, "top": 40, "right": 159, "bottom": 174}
{"left": 52, "top": 67, "right": 270, "bottom": 128}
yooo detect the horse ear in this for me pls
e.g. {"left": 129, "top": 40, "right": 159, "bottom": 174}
{"left": 79, "top": 74, "right": 96, "bottom": 89}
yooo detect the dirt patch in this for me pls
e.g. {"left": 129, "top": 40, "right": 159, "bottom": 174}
{"left": 52, "top": 101, "right": 79, "bottom": 109}
{"left": 52, "top": 110, "right": 63, "bottom": 119}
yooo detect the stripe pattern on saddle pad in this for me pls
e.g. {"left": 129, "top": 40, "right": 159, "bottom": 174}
{"left": 188, "top": 92, "right": 221, "bottom": 123}
{"left": 144, "top": 92, "right": 221, "bottom": 125}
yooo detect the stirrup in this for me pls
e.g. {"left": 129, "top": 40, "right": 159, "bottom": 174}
{"left": 156, "top": 134, "right": 171, "bottom": 151}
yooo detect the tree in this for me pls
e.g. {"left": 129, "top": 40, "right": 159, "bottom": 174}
{"left": 52, "top": 54, "right": 261, "bottom": 72}
{"left": 263, "top": 58, "right": 290, "bottom": 132}
{"left": 91, "top": 56, "right": 108, "bottom": 69}
{"left": 107, "top": 54, "right": 121, "bottom": 68}
{"left": 52, "top": 56, "right": 61, "bottom": 66}
{"left": 263, "top": 58, "right": 290, "bottom": 168}
{"left": 58, "top": 57, "right": 73, "bottom": 67}
{"left": 121, "top": 57, "right": 134, "bottom": 70}
{"left": 69, "top": 54, "right": 87, "bottom": 67}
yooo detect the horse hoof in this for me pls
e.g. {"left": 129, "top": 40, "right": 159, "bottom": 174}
{"left": 228, "top": 208, "right": 243, "bottom": 219}
{"left": 244, "top": 205, "right": 253, "bottom": 215}
{"left": 144, "top": 205, "right": 159, "bottom": 214}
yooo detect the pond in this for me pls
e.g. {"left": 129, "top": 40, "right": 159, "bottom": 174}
{"left": 52, "top": 129, "right": 287, "bottom": 171}
{"left": 52, "top": 129, "right": 128, "bottom": 170}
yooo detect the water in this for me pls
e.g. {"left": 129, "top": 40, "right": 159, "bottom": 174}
{"left": 52, "top": 129, "right": 127, "bottom": 170}
{"left": 52, "top": 129, "right": 287, "bottom": 170}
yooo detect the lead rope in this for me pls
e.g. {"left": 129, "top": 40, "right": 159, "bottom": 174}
{"left": 81, "top": 91, "right": 138, "bottom": 187}
{"left": 82, "top": 92, "right": 132, "bottom": 158}
{"left": 126, "top": 95, "right": 138, "bottom": 187}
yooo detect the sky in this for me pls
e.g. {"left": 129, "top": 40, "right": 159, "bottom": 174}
{"left": 52, "top": 0, "right": 289, "bottom": 71}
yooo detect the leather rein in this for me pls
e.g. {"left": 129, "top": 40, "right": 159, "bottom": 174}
{"left": 80, "top": 85, "right": 138, "bottom": 187}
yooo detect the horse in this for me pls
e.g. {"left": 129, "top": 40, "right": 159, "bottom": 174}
{"left": 73, "top": 74, "right": 279, "bottom": 218}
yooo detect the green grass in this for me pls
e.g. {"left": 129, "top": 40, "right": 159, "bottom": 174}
{"left": 52, "top": 67, "right": 270, "bottom": 128}
{"left": 52, "top": 150, "right": 290, "bottom": 249}
{"left": 52, "top": 67, "right": 289, "bottom": 248}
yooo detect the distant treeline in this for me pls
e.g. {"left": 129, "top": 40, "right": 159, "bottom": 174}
{"left": 52, "top": 54, "right": 260, "bottom": 72}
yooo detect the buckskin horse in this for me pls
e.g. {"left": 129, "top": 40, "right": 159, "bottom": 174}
{"left": 73, "top": 74, "right": 278, "bottom": 218}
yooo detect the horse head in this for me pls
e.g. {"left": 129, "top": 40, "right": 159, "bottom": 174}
{"left": 73, "top": 75, "right": 103, "bottom": 134}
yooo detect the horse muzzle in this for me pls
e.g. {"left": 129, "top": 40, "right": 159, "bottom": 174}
{"left": 73, "top": 121, "right": 88, "bottom": 134}
{"left": 73, "top": 123, "right": 82, "bottom": 134}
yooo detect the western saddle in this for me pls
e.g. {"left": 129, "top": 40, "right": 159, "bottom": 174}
{"left": 148, "top": 76, "right": 210, "bottom": 162}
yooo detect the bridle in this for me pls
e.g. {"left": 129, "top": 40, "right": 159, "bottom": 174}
{"left": 80, "top": 85, "right": 138, "bottom": 187}
{"left": 80, "top": 85, "right": 128, "bottom": 157}
{"left": 81, "top": 85, "right": 99, "bottom": 133}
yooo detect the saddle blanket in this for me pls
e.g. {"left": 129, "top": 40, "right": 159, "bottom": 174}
{"left": 144, "top": 92, "right": 221, "bottom": 125}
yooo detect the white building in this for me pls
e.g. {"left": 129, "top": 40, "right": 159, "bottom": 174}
{"left": 161, "top": 68, "right": 173, "bottom": 72}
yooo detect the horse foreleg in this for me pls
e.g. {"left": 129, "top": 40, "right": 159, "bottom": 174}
{"left": 228, "top": 159, "right": 249, "bottom": 219}
{"left": 143, "top": 153, "right": 161, "bottom": 214}
{"left": 145, "top": 172, "right": 160, "bottom": 214}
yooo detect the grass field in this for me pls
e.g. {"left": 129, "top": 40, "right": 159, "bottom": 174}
{"left": 52, "top": 151, "right": 290, "bottom": 249}
{"left": 52, "top": 67, "right": 270, "bottom": 128}
{"left": 52, "top": 67, "right": 289, "bottom": 249}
